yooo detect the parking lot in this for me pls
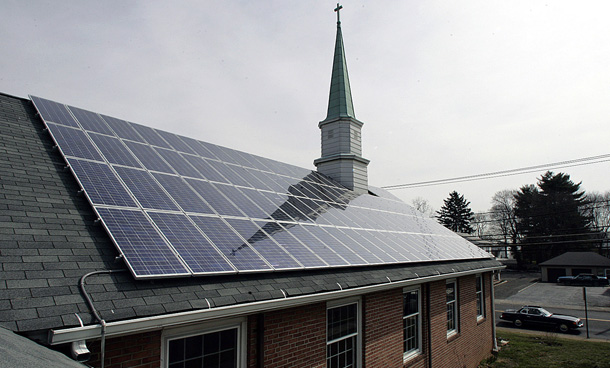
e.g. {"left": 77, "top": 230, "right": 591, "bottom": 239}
{"left": 494, "top": 271, "right": 610, "bottom": 340}
{"left": 495, "top": 273, "right": 610, "bottom": 311}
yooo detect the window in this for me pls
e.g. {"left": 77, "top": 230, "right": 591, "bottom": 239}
{"left": 163, "top": 319, "right": 245, "bottom": 368}
{"left": 327, "top": 299, "right": 360, "bottom": 368}
{"left": 476, "top": 274, "right": 484, "bottom": 320}
{"left": 403, "top": 287, "right": 421, "bottom": 360}
{"left": 446, "top": 280, "right": 458, "bottom": 336}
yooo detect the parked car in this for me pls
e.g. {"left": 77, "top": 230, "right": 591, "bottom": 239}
{"left": 557, "top": 273, "right": 609, "bottom": 286}
{"left": 499, "top": 306, "right": 583, "bottom": 333}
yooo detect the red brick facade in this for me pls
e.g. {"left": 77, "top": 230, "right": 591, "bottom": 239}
{"left": 88, "top": 330, "right": 161, "bottom": 368}
{"left": 86, "top": 273, "right": 495, "bottom": 368}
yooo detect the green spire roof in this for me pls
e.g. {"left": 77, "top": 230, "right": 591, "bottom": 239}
{"left": 325, "top": 16, "right": 355, "bottom": 121}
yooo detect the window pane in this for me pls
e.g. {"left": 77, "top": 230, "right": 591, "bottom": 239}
{"left": 184, "top": 358, "right": 203, "bottom": 368}
{"left": 476, "top": 275, "right": 484, "bottom": 317}
{"left": 185, "top": 335, "right": 203, "bottom": 359}
{"left": 203, "top": 332, "right": 219, "bottom": 355}
{"left": 327, "top": 303, "right": 358, "bottom": 368}
{"left": 446, "top": 281, "right": 457, "bottom": 333}
{"left": 403, "top": 290, "right": 418, "bottom": 316}
{"left": 327, "top": 304, "right": 357, "bottom": 341}
{"left": 169, "top": 339, "right": 185, "bottom": 363}
{"left": 220, "top": 329, "right": 237, "bottom": 350}
{"left": 168, "top": 328, "right": 238, "bottom": 368}
{"left": 446, "top": 283, "right": 455, "bottom": 303}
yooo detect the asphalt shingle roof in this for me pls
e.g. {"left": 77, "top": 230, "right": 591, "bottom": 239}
{"left": 0, "top": 326, "right": 86, "bottom": 368}
{"left": 0, "top": 92, "right": 501, "bottom": 338}
{"left": 539, "top": 251, "right": 610, "bottom": 267}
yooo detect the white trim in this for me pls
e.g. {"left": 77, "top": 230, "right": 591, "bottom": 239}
{"left": 326, "top": 297, "right": 362, "bottom": 368}
{"left": 49, "top": 265, "right": 504, "bottom": 345}
{"left": 476, "top": 274, "right": 485, "bottom": 321}
{"left": 402, "top": 285, "right": 422, "bottom": 362}
{"left": 446, "top": 279, "right": 458, "bottom": 337}
{"left": 160, "top": 317, "right": 246, "bottom": 368}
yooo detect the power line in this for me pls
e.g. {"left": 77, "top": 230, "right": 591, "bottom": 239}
{"left": 382, "top": 153, "right": 610, "bottom": 190}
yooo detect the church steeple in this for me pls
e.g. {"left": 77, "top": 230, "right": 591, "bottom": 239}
{"left": 314, "top": 4, "right": 369, "bottom": 194}
{"left": 325, "top": 4, "right": 355, "bottom": 120}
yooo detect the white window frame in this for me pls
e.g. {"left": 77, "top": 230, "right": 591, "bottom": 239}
{"left": 403, "top": 286, "right": 422, "bottom": 362}
{"left": 446, "top": 279, "right": 458, "bottom": 337}
{"left": 476, "top": 274, "right": 485, "bottom": 321}
{"left": 161, "top": 317, "right": 247, "bottom": 368}
{"left": 326, "top": 296, "right": 362, "bottom": 368}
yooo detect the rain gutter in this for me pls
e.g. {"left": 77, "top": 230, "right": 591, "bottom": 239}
{"left": 49, "top": 265, "right": 504, "bottom": 345}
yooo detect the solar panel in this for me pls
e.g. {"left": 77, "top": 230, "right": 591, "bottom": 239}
{"left": 47, "top": 123, "right": 104, "bottom": 161}
{"left": 96, "top": 207, "right": 190, "bottom": 276}
{"left": 88, "top": 133, "right": 142, "bottom": 167}
{"left": 124, "top": 141, "right": 174, "bottom": 173}
{"left": 67, "top": 105, "right": 114, "bottom": 135}
{"left": 31, "top": 95, "right": 493, "bottom": 279}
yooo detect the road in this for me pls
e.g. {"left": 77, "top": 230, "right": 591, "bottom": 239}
{"left": 494, "top": 271, "right": 610, "bottom": 341}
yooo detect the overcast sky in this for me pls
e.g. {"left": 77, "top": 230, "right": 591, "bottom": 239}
{"left": 2, "top": 1, "right": 609, "bottom": 213}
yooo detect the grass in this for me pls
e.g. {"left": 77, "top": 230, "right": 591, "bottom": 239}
{"left": 480, "top": 330, "right": 610, "bottom": 368}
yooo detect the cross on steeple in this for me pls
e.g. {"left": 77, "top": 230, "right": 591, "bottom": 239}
{"left": 334, "top": 3, "right": 343, "bottom": 24}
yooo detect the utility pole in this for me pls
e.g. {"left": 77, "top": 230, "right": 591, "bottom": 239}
{"left": 583, "top": 287, "right": 590, "bottom": 339}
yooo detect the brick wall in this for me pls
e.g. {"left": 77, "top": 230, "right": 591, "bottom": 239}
{"left": 85, "top": 273, "right": 495, "bottom": 368}
{"left": 363, "top": 288, "right": 404, "bottom": 367}
{"left": 249, "top": 302, "right": 327, "bottom": 368}
{"left": 88, "top": 330, "right": 161, "bottom": 368}
{"left": 428, "top": 274, "right": 494, "bottom": 368}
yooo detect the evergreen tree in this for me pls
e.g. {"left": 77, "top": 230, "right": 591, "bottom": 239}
{"left": 436, "top": 191, "right": 475, "bottom": 233}
{"left": 514, "top": 171, "right": 593, "bottom": 264}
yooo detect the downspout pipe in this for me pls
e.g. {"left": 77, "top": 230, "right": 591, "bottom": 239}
{"left": 426, "top": 283, "right": 432, "bottom": 368}
{"left": 490, "top": 272, "right": 499, "bottom": 352}
{"left": 79, "top": 269, "right": 127, "bottom": 368}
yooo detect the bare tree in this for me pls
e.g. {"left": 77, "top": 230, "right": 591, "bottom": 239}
{"left": 411, "top": 197, "right": 435, "bottom": 217}
{"left": 489, "top": 189, "right": 519, "bottom": 261}
{"left": 473, "top": 212, "right": 490, "bottom": 239}
{"left": 489, "top": 189, "right": 518, "bottom": 244}
{"left": 583, "top": 191, "right": 610, "bottom": 256}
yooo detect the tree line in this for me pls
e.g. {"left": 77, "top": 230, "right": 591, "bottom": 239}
{"left": 426, "top": 171, "right": 610, "bottom": 266}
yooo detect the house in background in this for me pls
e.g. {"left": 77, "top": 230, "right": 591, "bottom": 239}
{"left": 0, "top": 7, "right": 502, "bottom": 368}
{"left": 540, "top": 252, "right": 610, "bottom": 282}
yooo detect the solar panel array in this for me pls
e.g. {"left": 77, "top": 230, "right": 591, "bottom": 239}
{"left": 31, "top": 95, "right": 491, "bottom": 279}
